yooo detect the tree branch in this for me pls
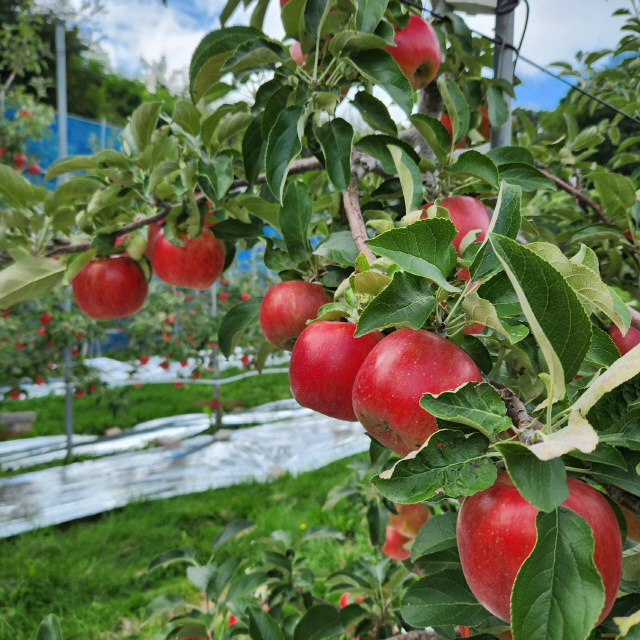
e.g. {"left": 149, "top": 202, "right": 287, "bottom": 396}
{"left": 385, "top": 630, "right": 448, "bottom": 640}
{"left": 536, "top": 164, "right": 612, "bottom": 225}
{"left": 602, "top": 483, "right": 640, "bottom": 520}
{"left": 230, "top": 157, "right": 323, "bottom": 190}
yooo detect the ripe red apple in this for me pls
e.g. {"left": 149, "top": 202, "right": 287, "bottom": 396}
{"left": 228, "top": 614, "right": 239, "bottom": 627}
{"left": 74, "top": 388, "right": 86, "bottom": 399}
{"left": 381, "top": 525, "right": 411, "bottom": 561}
{"left": 145, "top": 221, "right": 164, "bottom": 261}
{"left": 173, "top": 382, "right": 184, "bottom": 389}
{"left": 26, "top": 163, "right": 41, "bottom": 175}
{"left": 260, "top": 281, "right": 332, "bottom": 351}
{"left": 352, "top": 328, "right": 482, "bottom": 457}
{"left": 159, "top": 361, "right": 169, "bottom": 370}
{"left": 153, "top": 227, "right": 225, "bottom": 290}
{"left": 71, "top": 346, "right": 79, "bottom": 358}
{"left": 36, "top": 375, "right": 45, "bottom": 385}
{"left": 457, "top": 472, "right": 622, "bottom": 626}
{"left": 477, "top": 105, "right": 491, "bottom": 140}
{"left": 139, "top": 355, "right": 149, "bottom": 365}
{"left": 389, "top": 503, "right": 430, "bottom": 538}
{"left": 608, "top": 323, "right": 640, "bottom": 355}
{"left": 18, "top": 109, "right": 31, "bottom": 118}
{"left": 40, "top": 312, "right": 52, "bottom": 325}
{"left": 440, "top": 113, "right": 466, "bottom": 150}
{"left": 0, "top": 147, "right": 6, "bottom": 158}
{"left": 73, "top": 256, "right": 148, "bottom": 320}
{"left": 290, "top": 41, "right": 304, "bottom": 66}
{"left": 289, "top": 321, "right": 383, "bottom": 421}
{"left": 421, "top": 196, "right": 491, "bottom": 256}
{"left": 218, "top": 292, "right": 229, "bottom": 301}
{"left": 15, "top": 342, "right": 25, "bottom": 350}
{"left": 383, "top": 15, "right": 441, "bottom": 90}
{"left": 13, "top": 153, "right": 26, "bottom": 169}
{"left": 241, "top": 293, "right": 251, "bottom": 301}
{"left": 339, "top": 592, "right": 350, "bottom": 608}
{"left": 36, "top": 327, "right": 47, "bottom": 337}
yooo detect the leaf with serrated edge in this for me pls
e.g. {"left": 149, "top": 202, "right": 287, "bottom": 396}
{"left": 411, "top": 511, "right": 458, "bottom": 560}
{"left": 366, "top": 218, "right": 459, "bottom": 293}
{"left": 354, "top": 271, "right": 391, "bottom": 295}
{"left": 316, "top": 118, "right": 354, "bottom": 192}
{"left": 410, "top": 114, "right": 450, "bottom": 167}
{"left": 420, "top": 382, "right": 513, "bottom": 438}
{"left": 351, "top": 91, "right": 397, "bottom": 135}
{"left": 462, "top": 292, "right": 528, "bottom": 343}
{"left": 356, "top": 0, "right": 388, "bottom": 33}
{"left": 279, "top": 181, "right": 312, "bottom": 263}
{"left": 0, "top": 257, "right": 66, "bottom": 308}
{"left": 356, "top": 271, "right": 435, "bottom": 336}
{"left": 373, "top": 429, "right": 496, "bottom": 503}
{"left": 526, "top": 242, "right": 626, "bottom": 333}
{"left": 510, "top": 508, "right": 605, "bottom": 640}
{"left": 218, "top": 298, "right": 263, "bottom": 357}
{"left": 445, "top": 151, "right": 499, "bottom": 190}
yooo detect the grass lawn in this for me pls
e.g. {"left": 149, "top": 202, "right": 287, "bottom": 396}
{"left": 0, "top": 455, "right": 371, "bottom": 640}
{"left": 0, "top": 370, "right": 292, "bottom": 438}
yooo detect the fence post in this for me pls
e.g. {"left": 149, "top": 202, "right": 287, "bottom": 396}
{"left": 210, "top": 282, "right": 222, "bottom": 430}
{"left": 490, "top": 4, "right": 516, "bottom": 149}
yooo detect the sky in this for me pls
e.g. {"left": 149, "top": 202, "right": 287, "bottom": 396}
{"left": 82, "top": 0, "right": 629, "bottom": 112}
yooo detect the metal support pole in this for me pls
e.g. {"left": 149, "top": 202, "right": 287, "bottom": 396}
{"left": 490, "top": 6, "right": 516, "bottom": 149}
{"left": 100, "top": 116, "right": 106, "bottom": 149}
{"left": 210, "top": 283, "right": 222, "bottom": 431}
{"left": 56, "top": 19, "right": 73, "bottom": 459}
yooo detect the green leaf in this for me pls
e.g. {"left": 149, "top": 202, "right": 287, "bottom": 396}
{"left": 304, "top": 0, "right": 330, "bottom": 39}
{"left": 590, "top": 449, "right": 640, "bottom": 497}
{"left": 148, "top": 546, "right": 196, "bottom": 571}
{"left": 510, "top": 508, "right": 605, "bottom": 640}
{"left": 486, "top": 86, "right": 509, "bottom": 130}
{"left": 489, "top": 234, "right": 592, "bottom": 397}
{"left": 585, "top": 326, "right": 621, "bottom": 368}
{"left": 411, "top": 511, "right": 458, "bottom": 560}
{"left": 494, "top": 442, "right": 568, "bottom": 512}
{"left": 486, "top": 146, "right": 535, "bottom": 167}
{"left": 586, "top": 171, "right": 636, "bottom": 218}
{"left": 43, "top": 156, "right": 96, "bottom": 182}
{"left": 388, "top": 145, "right": 423, "bottom": 215}
{"left": 249, "top": 608, "right": 286, "bottom": 640}
{"left": 218, "top": 298, "right": 263, "bottom": 357}
{"left": 437, "top": 76, "right": 469, "bottom": 147}
{"left": 131, "top": 102, "right": 163, "bottom": 154}
{"left": 348, "top": 49, "right": 414, "bottom": 115}
{"left": 569, "top": 442, "right": 627, "bottom": 470}
{"left": 172, "top": 99, "right": 201, "bottom": 135}
{"left": 498, "top": 163, "right": 556, "bottom": 192}
{"left": 314, "top": 231, "right": 359, "bottom": 266}
{"left": 212, "top": 218, "right": 264, "bottom": 241}
{"left": 410, "top": 114, "right": 451, "bottom": 167}
{"left": 355, "top": 271, "right": 436, "bottom": 336}
{"left": 355, "top": 134, "right": 421, "bottom": 174}
{"left": 366, "top": 219, "right": 459, "bottom": 293}
{"left": 526, "top": 242, "right": 628, "bottom": 333}
{"left": 226, "top": 571, "right": 269, "bottom": 601}
{"left": 223, "top": 39, "right": 286, "bottom": 74}
{"left": 329, "top": 31, "right": 390, "bottom": 56}
{"left": 476, "top": 271, "right": 522, "bottom": 317}
{"left": 199, "top": 155, "right": 234, "bottom": 200}
{"left": 0, "top": 257, "right": 66, "bottom": 308}
{"left": 445, "top": 151, "right": 499, "bottom": 190}
{"left": 220, "top": 0, "right": 242, "bottom": 25}
{"left": 279, "top": 181, "right": 313, "bottom": 263}
{"left": 372, "top": 429, "right": 497, "bottom": 502}
{"left": 265, "top": 106, "right": 304, "bottom": 204}
{"left": 351, "top": 91, "right": 397, "bottom": 136}
{"left": 353, "top": 271, "right": 391, "bottom": 295}
{"left": 37, "top": 615, "right": 62, "bottom": 640}
{"left": 217, "top": 112, "right": 254, "bottom": 146}
{"left": 402, "top": 569, "right": 490, "bottom": 627}
{"left": 212, "top": 519, "right": 255, "bottom": 550}
{"left": 294, "top": 605, "right": 344, "bottom": 640}
{"left": 243, "top": 113, "right": 267, "bottom": 186}
{"left": 355, "top": 0, "right": 388, "bottom": 32}
{"left": 419, "top": 382, "right": 513, "bottom": 438}
{"left": 234, "top": 194, "right": 281, "bottom": 229}
{"left": 315, "top": 118, "right": 354, "bottom": 191}
{"left": 462, "top": 292, "right": 528, "bottom": 343}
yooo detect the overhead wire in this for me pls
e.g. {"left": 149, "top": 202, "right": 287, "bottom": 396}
{"left": 395, "top": 0, "right": 640, "bottom": 127}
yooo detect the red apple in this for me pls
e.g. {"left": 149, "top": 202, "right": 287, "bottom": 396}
{"left": 0, "top": 147, "right": 6, "bottom": 158}
{"left": 228, "top": 614, "right": 239, "bottom": 627}
{"left": 241, "top": 293, "right": 251, "bottom": 301}
{"left": 260, "top": 281, "right": 332, "bottom": 351}
{"left": 18, "top": 109, "right": 31, "bottom": 118}
{"left": 218, "top": 292, "right": 229, "bottom": 302}
{"left": 153, "top": 227, "right": 225, "bottom": 290}
{"left": 383, "top": 15, "right": 441, "bottom": 90}
{"left": 220, "top": 279, "right": 229, "bottom": 286}
{"left": 89, "top": 383, "right": 97, "bottom": 394}
{"left": 139, "top": 356, "right": 149, "bottom": 365}
{"left": 165, "top": 315, "right": 175, "bottom": 325}
{"left": 457, "top": 472, "right": 622, "bottom": 626}
{"left": 352, "top": 328, "right": 482, "bottom": 457}
{"left": 440, "top": 113, "right": 466, "bottom": 150}
{"left": 15, "top": 342, "right": 25, "bottom": 351}
{"left": 26, "top": 163, "right": 41, "bottom": 175}
{"left": 1, "top": 308, "right": 10, "bottom": 317}
{"left": 160, "top": 361, "right": 169, "bottom": 370}
{"left": 290, "top": 41, "right": 304, "bottom": 66}
{"left": 463, "top": 323, "right": 484, "bottom": 335}
{"left": 389, "top": 503, "right": 430, "bottom": 538}
{"left": 9, "top": 388, "right": 20, "bottom": 400}
{"left": 381, "top": 525, "right": 411, "bottom": 561}
{"left": 241, "top": 354, "right": 250, "bottom": 365}
{"left": 173, "top": 382, "right": 184, "bottom": 389}
{"left": 289, "top": 321, "right": 383, "bottom": 421}
{"left": 477, "top": 105, "right": 491, "bottom": 140}
{"left": 74, "top": 388, "right": 86, "bottom": 398}
{"left": 72, "top": 256, "right": 148, "bottom": 320}
{"left": 181, "top": 359, "right": 188, "bottom": 367}
{"left": 71, "top": 346, "right": 78, "bottom": 358}
{"left": 36, "top": 375, "right": 45, "bottom": 385}
{"left": 40, "top": 312, "right": 52, "bottom": 325}
{"left": 339, "top": 592, "right": 350, "bottom": 608}
{"left": 13, "top": 153, "right": 26, "bottom": 169}
{"left": 421, "top": 196, "right": 491, "bottom": 256}
{"left": 608, "top": 323, "right": 640, "bottom": 355}
{"left": 36, "top": 327, "right": 47, "bottom": 337}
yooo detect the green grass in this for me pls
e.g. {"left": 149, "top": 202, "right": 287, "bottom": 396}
{"left": 0, "top": 455, "right": 370, "bottom": 640}
{"left": 0, "top": 370, "right": 292, "bottom": 438}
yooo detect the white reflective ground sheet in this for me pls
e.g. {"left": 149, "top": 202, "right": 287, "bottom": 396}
{"left": 0, "top": 400, "right": 370, "bottom": 538}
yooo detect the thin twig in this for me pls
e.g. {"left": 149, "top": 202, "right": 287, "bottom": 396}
{"left": 602, "top": 483, "right": 640, "bottom": 520}
{"left": 343, "top": 175, "right": 376, "bottom": 263}
{"left": 385, "top": 631, "right": 449, "bottom": 640}
{"left": 536, "top": 164, "right": 612, "bottom": 225}
{"left": 229, "top": 157, "right": 323, "bottom": 190}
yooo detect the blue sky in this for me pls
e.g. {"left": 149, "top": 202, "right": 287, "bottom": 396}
{"left": 88, "top": 0, "right": 627, "bottom": 113}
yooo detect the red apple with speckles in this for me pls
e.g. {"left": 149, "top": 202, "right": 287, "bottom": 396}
{"left": 608, "top": 323, "right": 640, "bottom": 356}
{"left": 384, "top": 15, "right": 441, "bottom": 90}
{"left": 289, "top": 321, "right": 383, "bottom": 421}
{"left": 260, "top": 281, "right": 332, "bottom": 351}
{"left": 421, "top": 196, "right": 491, "bottom": 256}
{"left": 153, "top": 227, "right": 225, "bottom": 289}
{"left": 457, "top": 472, "right": 622, "bottom": 626}
{"left": 352, "top": 328, "right": 482, "bottom": 456}
{"left": 381, "top": 525, "right": 411, "bottom": 561}
{"left": 72, "top": 256, "right": 148, "bottom": 320}
{"left": 389, "top": 503, "right": 430, "bottom": 538}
